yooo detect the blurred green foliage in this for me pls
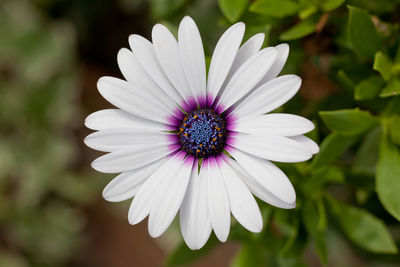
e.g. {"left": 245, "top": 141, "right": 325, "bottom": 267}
{"left": 1, "top": 0, "right": 400, "bottom": 266}
{"left": 0, "top": 0, "right": 99, "bottom": 266}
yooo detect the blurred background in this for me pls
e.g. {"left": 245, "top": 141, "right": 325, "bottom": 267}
{"left": 1, "top": 0, "right": 400, "bottom": 266}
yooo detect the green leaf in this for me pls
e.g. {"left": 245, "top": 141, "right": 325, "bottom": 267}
{"left": 395, "top": 43, "right": 400, "bottom": 64}
{"left": 314, "top": 231, "right": 327, "bottom": 265}
{"left": 373, "top": 51, "right": 393, "bottom": 81}
{"left": 218, "top": 0, "right": 248, "bottom": 23}
{"left": 316, "top": 167, "right": 345, "bottom": 185}
{"left": 276, "top": 212, "right": 303, "bottom": 258}
{"left": 274, "top": 211, "right": 306, "bottom": 261}
{"left": 304, "top": 167, "right": 345, "bottom": 196}
{"left": 382, "top": 96, "right": 400, "bottom": 116}
{"left": 274, "top": 210, "right": 298, "bottom": 238}
{"left": 321, "top": 0, "right": 346, "bottom": 11}
{"left": 319, "top": 109, "right": 378, "bottom": 135}
{"left": 280, "top": 17, "right": 317, "bottom": 41}
{"left": 302, "top": 200, "right": 327, "bottom": 234}
{"left": 389, "top": 116, "right": 400, "bottom": 145}
{"left": 327, "top": 197, "right": 398, "bottom": 254}
{"left": 347, "top": 6, "right": 382, "bottom": 58}
{"left": 354, "top": 76, "right": 384, "bottom": 100}
{"left": 312, "top": 132, "right": 360, "bottom": 169}
{"left": 380, "top": 78, "right": 400, "bottom": 98}
{"left": 337, "top": 70, "right": 355, "bottom": 95}
{"left": 301, "top": 200, "right": 327, "bottom": 264}
{"left": 376, "top": 135, "right": 400, "bottom": 221}
{"left": 166, "top": 235, "right": 218, "bottom": 266}
{"left": 249, "top": 0, "right": 299, "bottom": 18}
{"left": 149, "top": 0, "right": 187, "bottom": 19}
{"left": 354, "top": 126, "right": 381, "bottom": 174}
{"left": 298, "top": 5, "right": 317, "bottom": 20}
{"left": 393, "top": 63, "right": 400, "bottom": 76}
{"left": 230, "top": 243, "right": 263, "bottom": 267}
{"left": 348, "top": 0, "right": 400, "bottom": 14}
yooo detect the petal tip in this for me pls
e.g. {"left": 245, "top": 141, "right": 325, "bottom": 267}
{"left": 128, "top": 34, "right": 139, "bottom": 45}
{"left": 152, "top": 23, "right": 166, "bottom": 34}
{"left": 127, "top": 216, "right": 135, "bottom": 225}
{"left": 90, "top": 158, "right": 101, "bottom": 172}
{"left": 102, "top": 187, "right": 113, "bottom": 202}
{"left": 83, "top": 134, "right": 92, "bottom": 147}
{"left": 128, "top": 213, "right": 141, "bottom": 225}
{"left": 254, "top": 32, "right": 265, "bottom": 42}
{"left": 276, "top": 43, "right": 289, "bottom": 51}
{"left": 184, "top": 239, "right": 204, "bottom": 250}
{"left": 216, "top": 234, "right": 228, "bottom": 243}
{"left": 235, "top": 21, "right": 245, "bottom": 29}
{"left": 97, "top": 76, "right": 110, "bottom": 89}
{"left": 181, "top": 15, "right": 194, "bottom": 24}
{"left": 309, "top": 121, "right": 316, "bottom": 132}
{"left": 229, "top": 21, "right": 245, "bottom": 35}
{"left": 84, "top": 116, "right": 93, "bottom": 130}
{"left": 253, "top": 222, "right": 263, "bottom": 233}
{"left": 148, "top": 223, "right": 163, "bottom": 238}
{"left": 117, "top": 47, "right": 131, "bottom": 60}
{"left": 311, "top": 144, "right": 320, "bottom": 154}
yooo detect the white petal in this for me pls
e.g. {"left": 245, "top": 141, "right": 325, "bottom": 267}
{"left": 117, "top": 48, "right": 176, "bottom": 111}
{"left": 178, "top": 16, "right": 206, "bottom": 100}
{"left": 229, "top": 159, "right": 295, "bottom": 209}
{"left": 218, "top": 47, "right": 277, "bottom": 110}
{"left": 230, "top": 149, "right": 296, "bottom": 208}
{"left": 97, "top": 76, "right": 172, "bottom": 124}
{"left": 102, "top": 158, "right": 168, "bottom": 202}
{"left": 228, "top": 33, "right": 265, "bottom": 78}
{"left": 148, "top": 154, "right": 194, "bottom": 238}
{"left": 220, "top": 158, "right": 263, "bottom": 233}
{"left": 207, "top": 23, "right": 245, "bottom": 101}
{"left": 258, "top": 43, "right": 289, "bottom": 85}
{"left": 84, "top": 128, "right": 170, "bottom": 152}
{"left": 206, "top": 158, "right": 230, "bottom": 242}
{"left": 232, "top": 133, "right": 312, "bottom": 163}
{"left": 152, "top": 24, "right": 192, "bottom": 100}
{"left": 91, "top": 143, "right": 171, "bottom": 173}
{"left": 128, "top": 156, "right": 177, "bottom": 225}
{"left": 290, "top": 135, "right": 319, "bottom": 154}
{"left": 129, "top": 34, "right": 182, "bottom": 104}
{"left": 128, "top": 153, "right": 190, "bottom": 225}
{"left": 180, "top": 166, "right": 212, "bottom": 250}
{"left": 232, "top": 75, "right": 301, "bottom": 119}
{"left": 235, "top": 114, "right": 315, "bottom": 137}
{"left": 218, "top": 33, "right": 265, "bottom": 96}
{"left": 85, "top": 109, "right": 165, "bottom": 131}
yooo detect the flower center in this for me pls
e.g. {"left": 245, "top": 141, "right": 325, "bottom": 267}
{"left": 178, "top": 109, "right": 227, "bottom": 157}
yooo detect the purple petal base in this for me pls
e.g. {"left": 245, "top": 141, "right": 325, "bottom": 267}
{"left": 164, "top": 94, "right": 238, "bottom": 162}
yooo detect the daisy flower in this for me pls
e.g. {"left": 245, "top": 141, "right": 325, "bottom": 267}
{"left": 84, "top": 16, "right": 319, "bottom": 250}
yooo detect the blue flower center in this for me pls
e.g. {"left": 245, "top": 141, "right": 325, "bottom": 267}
{"left": 179, "top": 109, "right": 227, "bottom": 157}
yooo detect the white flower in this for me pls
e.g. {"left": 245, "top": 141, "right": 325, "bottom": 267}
{"left": 84, "top": 16, "right": 319, "bottom": 250}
